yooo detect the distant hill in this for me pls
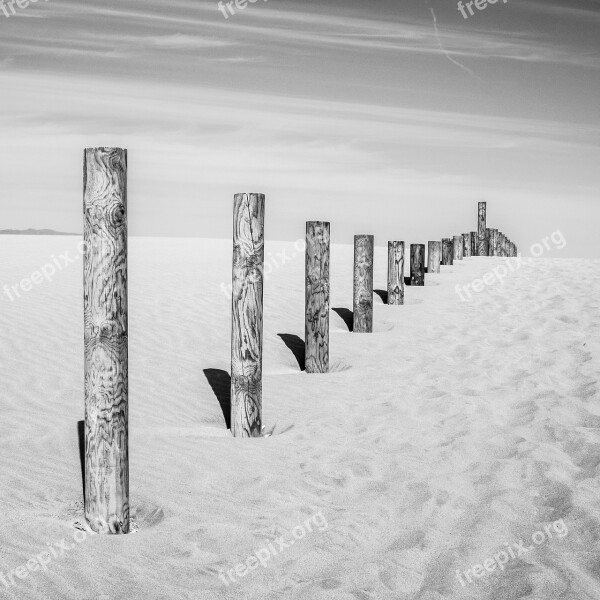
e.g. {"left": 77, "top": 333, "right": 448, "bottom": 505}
{"left": 0, "top": 229, "right": 80, "bottom": 236}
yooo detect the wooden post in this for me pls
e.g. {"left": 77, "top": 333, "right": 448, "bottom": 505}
{"left": 491, "top": 229, "right": 499, "bottom": 256}
{"left": 305, "top": 221, "right": 330, "bottom": 373}
{"left": 485, "top": 228, "right": 492, "bottom": 256}
{"left": 470, "top": 232, "right": 477, "bottom": 256}
{"left": 427, "top": 241, "right": 442, "bottom": 274}
{"left": 231, "top": 193, "right": 265, "bottom": 438}
{"left": 83, "top": 147, "right": 129, "bottom": 535}
{"left": 478, "top": 202, "right": 487, "bottom": 256}
{"left": 387, "top": 241, "right": 405, "bottom": 305}
{"left": 410, "top": 244, "right": 425, "bottom": 286}
{"left": 462, "top": 233, "right": 471, "bottom": 258}
{"left": 453, "top": 235, "right": 463, "bottom": 261}
{"left": 441, "top": 238, "right": 454, "bottom": 265}
{"left": 353, "top": 235, "right": 374, "bottom": 333}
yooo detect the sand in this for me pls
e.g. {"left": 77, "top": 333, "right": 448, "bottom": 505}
{"left": 1, "top": 235, "right": 599, "bottom": 600}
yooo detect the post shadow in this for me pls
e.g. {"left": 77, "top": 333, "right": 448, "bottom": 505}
{"left": 373, "top": 289, "right": 389, "bottom": 304}
{"left": 332, "top": 307, "right": 354, "bottom": 332}
{"left": 77, "top": 420, "right": 85, "bottom": 504}
{"left": 277, "top": 334, "right": 306, "bottom": 371}
{"left": 203, "top": 369, "right": 231, "bottom": 429}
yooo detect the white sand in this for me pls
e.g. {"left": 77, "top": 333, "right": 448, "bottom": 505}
{"left": 1, "top": 236, "right": 599, "bottom": 600}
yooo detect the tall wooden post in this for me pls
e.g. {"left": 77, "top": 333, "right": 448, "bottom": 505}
{"left": 387, "top": 241, "right": 405, "bottom": 305}
{"left": 83, "top": 147, "right": 129, "bottom": 535}
{"left": 410, "top": 244, "right": 425, "bottom": 286}
{"left": 462, "top": 233, "right": 471, "bottom": 258}
{"left": 231, "top": 193, "right": 265, "bottom": 438}
{"left": 478, "top": 202, "right": 487, "bottom": 256}
{"left": 305, "top": 222, "right": 330, "bottom": 373}
{"left": 453, "top": 235, "right": 463, "bottom": 261}
{"left": 470, "top": 232, "right": 477, "bottom": 256}
{"left": 427, "top": 241, "right": 442, "bottom": 274}
{"left": 442, "top": 238, "right": 454, "bottom": 265}
{"left": 353, "top": 235, "right": 374, "bottom": 333}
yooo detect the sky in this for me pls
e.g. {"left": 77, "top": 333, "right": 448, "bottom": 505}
{"left": 0, "top": 0, "right": 599, "bottom": 256}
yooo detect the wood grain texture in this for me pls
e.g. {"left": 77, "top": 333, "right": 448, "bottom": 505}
{"left": 83, "top": 147, "right": 129, "bottom": 535}
{"left": 427, "top": 241, "right": 442, "bottom": 274}
{"left": 387, "top": 241, "right": 405, "bottom": 305}
{"left": 462, "top": 233, "right": 471, "bottom": 258}
{"left": 490, "top": 229, "right": 499, "bottom": 256}
{"left": 410, "top": 244, "right": 425, "bottom": 286}
{"left": 231, "top": 193, "right": 265, "bottom": 438}
{"left": 498, "top": 233, "right": 506, "bottom": 257}
{"left": 441, "top": 238, "right": 454, "bottom": 266}
{"left": 478, "top": 202, "right": 487, "bottom": 256}
{"left": 486, "top": 228, "right": 492, "bottom": 256}
{"left": 453, "top": 235, "right": 463, "bottom": 261}
{"left": 470, "top": 232, "right": 477, "bottom": 257}
{"left": 305, "top": 221, "right": 330, "bottom": 373}
{"left": 353, "top": 235, "right": 374, "bottom": 333}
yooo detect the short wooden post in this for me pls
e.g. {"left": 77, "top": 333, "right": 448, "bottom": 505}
{"left": 462, "top": 233, "right": 471, "bottom": 258}
{"left": 231, "top": 193, "right": 265, "bottom": 438}
{"left": 470, "top": 232, "right": 477, "bottom": 256}
{"left": 353, "top": 235, "right": 374, "bottom": 333}
{"left": 478, "top": 202, "right": 487, "bottom": 256}
{"left": 485, "top": 228, "right": 492, "bottom": 256}
{"left": 427, "top": 241, "right": 442, "bottom": 274}
{"left": 305, "top": 221, "right": 330, "bottom": 373}
{"left": 491, "top": 229, "right": 499, "bottom": 256}
{"left": 387, "top": 241, "right": 405, "bottom": 305}
{"left": 441, "top": 238, "right": 454, "bottom": 265}
{"left": 453, "top": 235, "right": 463, "bottom": 261}
{"left": 410, "top": 244, "right": 425, "bottom": 286}
{"left": 83, "top": 147, "right": 129, "bottom": 535}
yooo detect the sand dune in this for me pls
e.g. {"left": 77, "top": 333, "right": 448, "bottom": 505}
{"left": 0, "top": 236, "right": 599, "bottom": 600}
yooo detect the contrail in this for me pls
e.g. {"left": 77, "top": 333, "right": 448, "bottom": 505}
{"left": 427, "top": 5, "right": 485, "bottom": 83}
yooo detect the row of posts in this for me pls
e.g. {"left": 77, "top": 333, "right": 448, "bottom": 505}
{"left": 81, "top": 149, "right": 518, "bottom": 534}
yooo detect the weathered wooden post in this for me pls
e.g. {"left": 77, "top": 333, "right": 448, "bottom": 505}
{"left": 231, "top": 193, "right": 265, "bottom": 438}
{"left": 427, "top": 241, "right": 442, "bottom": 274}
{"left": 83, "top": 147, "right": 129, "bottom": 535}
{"left": 478, "top": 202, "right": 487, "bottom": 256}
{"left": 387, "top": 241, "right": 405, "bottom": 305}
{"left": 442, "top": 238, "right": 454, "bottom": 265}
{"left": 410, "top": 244, "right": 425, "bottom": 286}
{"left": 462, "top": 233, "right": 471, "bottom": 258}
{"left": 453, "top": 235, "right": 463, "bottom": 261}
{"left": 485, "top": 228, "right": 492, "bottom": 256}
{"left": 305, "top": 221, "right": 330, "bottom": 373}
{"left": 491, "top": 229, "right": 499, "bottom": 256}
{"left": 353, "top": 235, "right": 374, "bottom": 333}
{"left": 470, "top": 232, "right": 477, "bottom": 256}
